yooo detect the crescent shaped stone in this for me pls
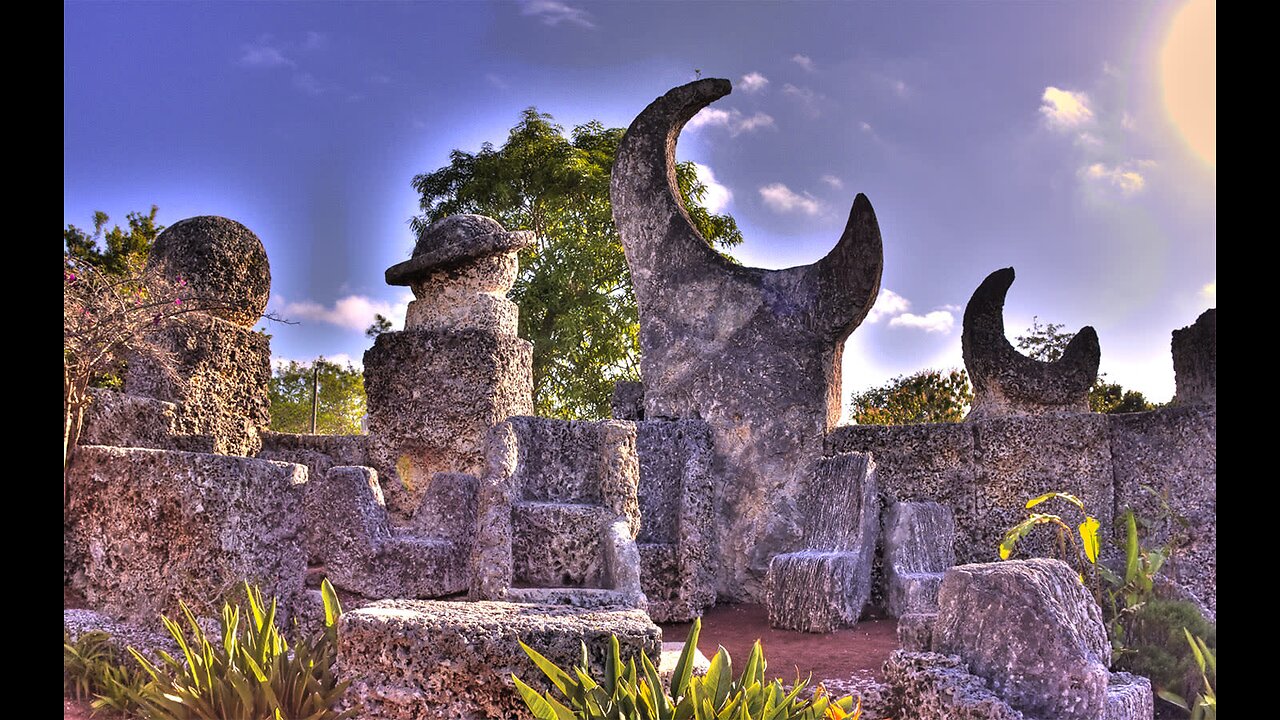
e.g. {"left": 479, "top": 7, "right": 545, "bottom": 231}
{"left": 961, "top": 267, "right": 1100, "bottom": 419}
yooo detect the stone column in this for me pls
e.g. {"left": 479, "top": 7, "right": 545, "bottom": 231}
{"left": 364, "top": 215, "right": 533, "bottom": 522}
{"left": 1172, "top": 308, "right": 1216, "bottom": 406}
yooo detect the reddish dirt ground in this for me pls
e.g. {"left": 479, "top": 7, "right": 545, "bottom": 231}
{"left": 661, "top": 603, "right": 898, "bottom": 684}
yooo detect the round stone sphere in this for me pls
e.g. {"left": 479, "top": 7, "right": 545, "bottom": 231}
{"left": 149, "top": 216, "right": 271, "bottom": 327}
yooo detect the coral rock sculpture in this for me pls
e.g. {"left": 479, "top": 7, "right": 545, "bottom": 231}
{"left": 962, "top": 267, "right": 1099, "bottom": 420}
{"left": 611, "top": 78, "right": 883, "bottom": 598}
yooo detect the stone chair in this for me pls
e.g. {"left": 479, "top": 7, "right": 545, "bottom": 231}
{"left": 305, "top": 465, "right": 477, "bottom": 599}
{"left": 765, "top": 452, "right": 879, "bottom": 632}
{"left": 471, "top": 417, "right": 648, "bottom": 609}
{"left": 884, "top": 501, "right": 956, "bottom": 617}
{"left": 634, "top": 419, "right": 717, "bottom": 622}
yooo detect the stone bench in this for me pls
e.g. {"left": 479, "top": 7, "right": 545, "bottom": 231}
{"left": 337, "top": 599, "right": 661, "bottom": 720}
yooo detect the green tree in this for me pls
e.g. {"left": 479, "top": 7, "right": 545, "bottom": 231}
{"left": 411, "top": 108, "right": 742, "bottom": 419}
{"left": 64, "top": 205, "right": 164, "bottom": 276}
{"left": 269, "top": 358, "right": 367, "bottom": 435}
{"left": 850, "top": 368, "right": 973, "bottom": 425}
{"left": 1015, "top": 316, "right": 1158, "bottom": 413}
{"left": 365, "top": 313, "right": 392, "bottom": 339}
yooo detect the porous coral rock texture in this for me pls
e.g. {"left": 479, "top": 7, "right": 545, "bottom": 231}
{"left": 932, "top": 559, "right": 1111, "bottom": 720}
{"left": 64, "top": 446, "right": 308, "bottom": 627}
{"left": 147, "top": 215, "right": 271, "bottom": 328}
{"left": 883, "top": 501, "right": 955, "bottom": 617}
{"left": 337, "top": 599, "right": 660, "bottom": 720}
{"left": 1171, "top": 308, "right": 1215, "bottom": 406}
{"left": 882, "top": 651, "right": 1027, "bottom": 720}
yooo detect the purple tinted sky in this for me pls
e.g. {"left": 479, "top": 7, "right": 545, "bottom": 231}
{"left": 64, "top": 0, "right": 1215, "bottom": 410}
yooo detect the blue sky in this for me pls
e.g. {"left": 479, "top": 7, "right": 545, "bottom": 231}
{"left": 64, "top": 0, "right": 1215, "bottom": 411}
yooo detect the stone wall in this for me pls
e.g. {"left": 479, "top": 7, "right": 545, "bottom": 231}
{"left": 64, "top": 445, "right": 309, "bottom": 626}
{"left": 827, "top": 406, "right": 1216, "bottom": 612}
{"left": 258, "top": 431, "right": 370, "bottom": 496}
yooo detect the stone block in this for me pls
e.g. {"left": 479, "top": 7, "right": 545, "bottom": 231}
{"left": 1106, "top": 672, "right": 1154, "bottom": 720}
{"left": 1108, "top": 406, "right": 1216, "bottom": 615}
{"left": 896, "top": 613, "right": 936, "bottom": 652}
{"left": 933, "top": 559, "right": 1111, "bottom": 720}
{"left": 882, "top": 650, "right": 1026, "bottom": 720}
{"left": 79, "top": 388, "right": 179, "bottom": 450}
{"left": 1172, "top": 309, "right": 1215, "bottom": 406}
{"left": 124, "top": 313, "right": 271, "bottom": 456}
{"left": 884, "top": 501, "right": 955, "bottom": 616}
{"left": 65, "top": 446, "right": 308, "bottom": 626}
{"left": 337, "top": 599, "right": 660, "bottom": 720}
{"left": 611, "top": 380, "right": 645, "bottom": 420}
{"left": 364, "top": 329, "right": 532, "bottom": 521}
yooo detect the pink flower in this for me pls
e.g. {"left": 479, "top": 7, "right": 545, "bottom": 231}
{"left": 174, "top": 298, "right": 182, "bottom": 307}
{"left": 64, "top": 271, "right": 77, "bottom": 282}
{"left": 177, "top": 276, "right": 187, "bottom": 288}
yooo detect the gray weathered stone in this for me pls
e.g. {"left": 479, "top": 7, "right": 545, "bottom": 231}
{"left": 386, "top": 215, "right": 533, "bottom": 287}
{"left": 65, "top": 445, "right": 308, "bottom": 627}
{"left": 962, "top": 268, "right": 1099, "bottom": 420}
{"left": 303, "top": 466, "right": 475, "bottom": 599}
{"left": 766, "top": 453, "right": 879, "bottom": 632}
{"left": 612, "top": 78, "right": 883, "bottom": 600}
{"left": 472, "top": 418, "right": 647, "bottom": 609}
{"left": 79, "top": 388, "right": 179, "bottom": 450}
{"left": 882, "top": 651, "right": 1026, "bottom": 720}
{"left": 1108, "top": 405, "right": 1216, "bottom": 615}
{"left": 896, "top": 613, "right": 936, "bottom": 652}
{"left": 933, "top": 559, "right": 1111, "bottom": 720}
{"left": 1171, "top": 308, "right": 1215, "bottom": 406}
{"left": 1106, "top": 672, "right": 1154, "bottom": 720}
{"left": 259, "top": 432, "right": 370, "bottom": 542}
{"left": 124, "top": 313, "right": 272, "bottom": 456}
{"left": 364, "top": 329, "right": 532, "bottom": 521}
{"left": 611, "top": 380, "right": 645, "bottom": 421}
{"left": 884, "top": 501, "right": 955, "bottom": 617}
{"left": 148, "top": 215, "right": 271, "bottom": 328}
{"left": 635, "top": 419, "right": 717, "bottom": 622}
{"left": 337, "top": 599, "right": 661, "bottom": 720}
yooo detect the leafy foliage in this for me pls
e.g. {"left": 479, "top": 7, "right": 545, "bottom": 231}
{"left": 269, "top": 358, "right": 366, "bottom": 435}
{"left": 364, "top": 314, "right": 392, "bottom": 339}
{"left": 1014, "top": 316, "right": 1157, "bottom": 413}
{"left": 411, "top": 108, "right": 742, "bottom": 419}
{"left": 64, "top": 629, "right": 149, "bottom": 715}
{"left": 1156, "top": 631, "right": 1216, "bottom": 720}
{"left": 998, "top": 492, "right": 1102, "bottom": 580}
{"left": 513, "top": 618, "right": 861, "bottom": 720}
{"left": 849, "top": 369, "right": 972, "bottom": 425}
{"left": 1095, "top": 510, "right": 1168, "bottom": 656}
{"left": 128, "top": 579, "right": 353, "bottom": 720}
{"left": 65, "top": 206, "right": 164, "bottom": 278}
{"left": 1118, "top": 600, "right": 1216, "bottom": 713}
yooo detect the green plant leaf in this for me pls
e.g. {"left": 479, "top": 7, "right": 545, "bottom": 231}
{"left": 512, "top": 675, "right": 570, "bottom": 720}
{"left": 520, "top": 639, "right": 577, "bottom": 698}
{"left": 671, "top": 618, "right": 702, "bottom": 701}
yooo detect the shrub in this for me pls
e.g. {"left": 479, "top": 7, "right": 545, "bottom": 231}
{"left": 127, "top": 580, "right": 354, "bottom": 720}
{"left": 512, "top": 617, "right": 862, "bottom": 720}
{"left": 63, "top": 629, "right": 148, "bottom": 715}
{"left": 1116, "top": 599, "right": 1216, "bottom": 706}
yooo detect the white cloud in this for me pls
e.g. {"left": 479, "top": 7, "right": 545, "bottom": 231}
{"left": 302, "top": 31, "right": 328, "bottom": 51}
{"left": 686, "top": 107, "right": 775, "bottom": 136}
{"left": 1040, "top": 87, "right": 1095, "bottom": 130}
{"left": 1103, "top": 61, "right": 1121, "bottom": 78}
{"left": 691, "top": 162, "right": 732, "bottom": 213}
{"left": 889, "top": 310, "right": 955, "bottom": 333}
{"left": 893, "top": 79, "right": 909, "bottom": 98}
{"left": 1080, "top": 162, "right": 1149, "bottom": 195}
{"left": 783, "top": 83, "right": 824, "bottom": 118}
{"left": 1121, "top": 112, "right": 1137, "bottom": 131}
{"left": 859, "top": 121, "right": 873, "bottom": 133}
{"left": 759, "top": 183, "right": 820, "bottom": 215}
{"left": 517, "top": 0, "right": 595, "bottom": 27}
{"left": 821, "top": 174, "right": 843, "bottom": 189}
{"left": 272, "top": 353, "right": 364, "bottom": 371}
{"left": 740, "top": 72, "right": 769, "bottom": 93}
{"left": 1075, "top": 132, "right": 1103, "bottom": 147}
{"left": 791, "top": 53, "right": 815, "bottom": 72}
{"left": 278, "top": 294, "right": 408, "bottom": 332}
{"left": 237, "top": 36, "right": 294, "bottom": 68}
{"left": 369, "top": 73, "right": 392, "bottom": 85}
{"left": 1199, "top": 281, "right": 1215, "bottom": 304}
{"left": 292, "top": 72, "right": 326, "bottom": 96}
{"left": 864, "top": 288, "right": 910, "bottom": 324}
{"left": 485, "top": 73, "right": 509, "bottom": 90}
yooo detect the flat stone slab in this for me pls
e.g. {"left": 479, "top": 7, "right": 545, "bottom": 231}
{"left": 338, "top": 599, "right": 661, "bottom": 720}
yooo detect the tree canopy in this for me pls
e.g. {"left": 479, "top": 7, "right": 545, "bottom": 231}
{"left": 411, "top": 108, "right": 743, "bottom": 419}
{"left": 64, "top": 205, "right": 164, "bottom": 276}
{"left": 849, "top": 369, "right": 973, "bottom": 425}
{"left": 268, "top": 358, "right": 366, "bottom": 435}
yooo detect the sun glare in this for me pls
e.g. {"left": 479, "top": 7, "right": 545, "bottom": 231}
{"left": 1160, "top": 0, "right": 1215, "bottom": 167}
